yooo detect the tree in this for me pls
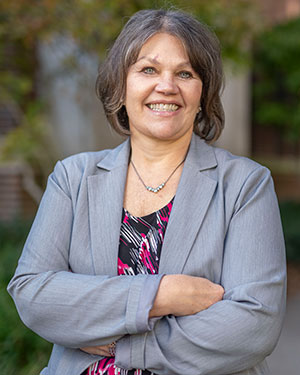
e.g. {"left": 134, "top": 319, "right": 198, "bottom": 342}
{"left": 0, "top": 0, "right": 260, "bottom": 187}
{"left": 253, "top": 16, "right": 300, "bottom": 140}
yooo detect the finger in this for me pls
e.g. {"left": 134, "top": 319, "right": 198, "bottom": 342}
{"left": 80, "top": 346, "right": 112, "bottom": 356}
{"left": 96, "top": 344, "right": 111, "bottom": 356}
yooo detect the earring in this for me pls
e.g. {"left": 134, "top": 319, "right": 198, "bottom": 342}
{"left": 197, "top": 106, "right": 202, "bottom": 113}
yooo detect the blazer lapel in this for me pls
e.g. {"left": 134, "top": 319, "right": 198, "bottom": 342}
{"left": 87, "top": 139, "right": 130, "bottom": 275}
{"left": 159, "top": 135, "right": 218, "bottom": 274}
{"left": 87, "top": 135, "right": 217, "bottom": 276}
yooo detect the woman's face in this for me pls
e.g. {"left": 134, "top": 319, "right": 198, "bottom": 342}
{"left": 125, "top": 33, "right": 203, "bottom": 144}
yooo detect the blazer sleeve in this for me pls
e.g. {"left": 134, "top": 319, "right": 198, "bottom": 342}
{"left": 115, "top": 166, "right": 287, "bottom": 375}
{"left": 7, "top": 160, "right": 163, "bottom": 349}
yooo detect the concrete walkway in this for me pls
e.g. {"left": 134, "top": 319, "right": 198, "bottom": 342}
{"left": 267, "top": 293, "right": 300, "bottom": 374}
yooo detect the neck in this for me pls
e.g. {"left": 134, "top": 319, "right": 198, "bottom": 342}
{"left": 130, "top": 133, "right": 192, "bottom": 169}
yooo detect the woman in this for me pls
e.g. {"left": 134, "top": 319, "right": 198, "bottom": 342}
{"left": 8, "top": 9, "right": 286, "bottom": 375}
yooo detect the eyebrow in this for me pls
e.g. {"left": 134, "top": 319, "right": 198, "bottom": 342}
{"left": 135, "top": 56, "right": 192, "bottom": 69}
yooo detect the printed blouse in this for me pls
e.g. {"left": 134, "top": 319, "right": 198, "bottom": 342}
{"left": 82, "top": 198, "right": 174, "bottom": 375}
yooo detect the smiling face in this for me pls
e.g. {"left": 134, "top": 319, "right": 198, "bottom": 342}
{"left": 125, "top": 33, "right": 203, "bottom": 144}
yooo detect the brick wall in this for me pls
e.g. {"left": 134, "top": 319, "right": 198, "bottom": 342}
{"left": 0, "top": 104, "right": 19, "bottom": 136}
{"left": 259, "top": 0, "right": 300, "bottom": 24}
{"left": 273, "top": 173, "right": 300, "bottom": 201}
{"left": 0, "top": 164, "right": 38, "bottom": 222}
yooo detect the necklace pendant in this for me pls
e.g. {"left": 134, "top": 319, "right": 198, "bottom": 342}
{"left": 130, "top": 158, "right": 185, "bottom": 194}
{"left": 146, "top": 186, "right": 157, "bottom": 193}
{"left": 146, "top": 182, "right": 165, "bottom": 193}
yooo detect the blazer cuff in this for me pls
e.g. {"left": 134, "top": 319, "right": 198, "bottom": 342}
{"left": 125, "top": 273, "right": 163, "bottom": 334}
{"left": 115, "top": 332, "right": 147, "bottom": 370}
{"left": 115, "top": 335, "right": 131, "bottom": 370}
{"left": 136, "top": 274, "right": 164, "bottom": 332}
{"left": 116, "top": 274, "right": 164, "bottom": 369}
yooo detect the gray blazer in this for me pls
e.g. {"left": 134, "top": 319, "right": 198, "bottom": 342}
{"left": 8, "top": 134, "right": 286, "bottom": 375}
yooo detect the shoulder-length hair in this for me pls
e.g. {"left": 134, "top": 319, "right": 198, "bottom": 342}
{"left": 96, "top": 9, "right": 225, "bottom": 142}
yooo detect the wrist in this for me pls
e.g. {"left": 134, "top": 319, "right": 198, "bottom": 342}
{"left": 149, "top": 275, "right": 176, "bottom": 318}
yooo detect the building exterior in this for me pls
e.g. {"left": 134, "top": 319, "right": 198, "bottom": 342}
{"left": 1, "top": 0, "right": 300, "bottom": 222}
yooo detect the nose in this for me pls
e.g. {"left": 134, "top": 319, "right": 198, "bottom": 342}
{"left": 155, "top": 74, "right": 179, "bottom": 95}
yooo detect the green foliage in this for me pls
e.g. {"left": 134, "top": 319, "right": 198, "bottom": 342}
{"left": 0, "top": 72, "right": 32, "bottom": 104}
{"left": 279, "top": 201, "right": 300, "bottom": 262}
{"left": 253, "top": 17, "right": 300, "bottom": 140}
{"left": 175, "top": 0, "right": 259, "bottom": 66}
{"left": 0, "top": 0, "right": 260, "bottom": 187}
{"left": 0, "top": 0, "right": 259, "bottom": 55}
{"left": 0, "top": 102, "right": 55, "bottom": 188}
{"left": 0, "top": 221, "right": 52, "bottom": 374}
{"left": 0, "top": 0, "right": 259, "bottom": 63}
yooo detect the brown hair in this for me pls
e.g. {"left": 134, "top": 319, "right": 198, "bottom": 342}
{"left": 96, "top": 9, "right": 225, "bottom": 142}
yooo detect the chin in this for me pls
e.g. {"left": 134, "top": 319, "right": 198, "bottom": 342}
{"left": 153, "top": 125, "right": 193, "bottom": 141}
{"left": 150, "top": 130, "right": 189, "bottom": 142}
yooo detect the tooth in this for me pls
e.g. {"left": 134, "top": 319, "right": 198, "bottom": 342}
{"left": 148, "top": 103, "right": 179, "bottom": 111}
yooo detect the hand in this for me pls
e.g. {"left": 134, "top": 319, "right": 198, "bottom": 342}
{"left": 80, "top": 342, "right": 116, "bottom": 357}
{"left": 150, "top": 274, "right": 224, "bottom": 317}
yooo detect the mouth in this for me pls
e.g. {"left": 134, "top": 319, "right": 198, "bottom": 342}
{"left": 147, "top": 103, "right": 180, "bottom": 112}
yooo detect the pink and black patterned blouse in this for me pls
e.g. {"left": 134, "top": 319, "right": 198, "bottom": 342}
{"left": 82, "top": 198, "right": 174, "bottom": 375}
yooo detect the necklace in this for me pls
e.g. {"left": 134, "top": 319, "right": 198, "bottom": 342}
{"left": 130, "top": 158, "right": 185, "bottom": 193}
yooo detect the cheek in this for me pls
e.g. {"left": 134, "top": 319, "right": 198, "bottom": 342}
{"left": 125, "top": 81, "right": 134, "bottom": 104}
{"left": 190, "top": 89, "right": 202, "bottom": 109}
{"left": 124, "top": 89, "right": 141, "bottom": 121}
{"left": 191, "top": 81, "right": 203, "bottom": 99}
{"left": 125, "top": 81, "right": 143, "bottom": 106}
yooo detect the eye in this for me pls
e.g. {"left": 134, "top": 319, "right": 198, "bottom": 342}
{"left": 178, "top": 71, "right": 193, "bottom": 79}
{"left": 142, "top": 67, "right": 156, "bottom": 74}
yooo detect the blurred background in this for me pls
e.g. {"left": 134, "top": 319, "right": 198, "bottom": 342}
{"left": 0, "top": 0, "right": 299, "bottom": 373}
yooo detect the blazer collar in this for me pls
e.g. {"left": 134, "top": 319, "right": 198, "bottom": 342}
{"left": 159, "top": 134, "right": 218, "bottom": 274}
{"left": 96, "top": 138, "right": 130, "bottom": 171}
{"left": 87, "top": 139, "right": 130, "bottom": 275}
{"left": 96, "top": 133, "right": 217, "bottom": 172}
{"left": 88, "top": 134, "right": 218, "bottom": 275}
{"left": 185, "top": 133, "right": 217, "bottom": 171}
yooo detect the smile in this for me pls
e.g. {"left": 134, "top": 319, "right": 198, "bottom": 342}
{"left": 147, "top": 103, "right": 179, "bottom": 112}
